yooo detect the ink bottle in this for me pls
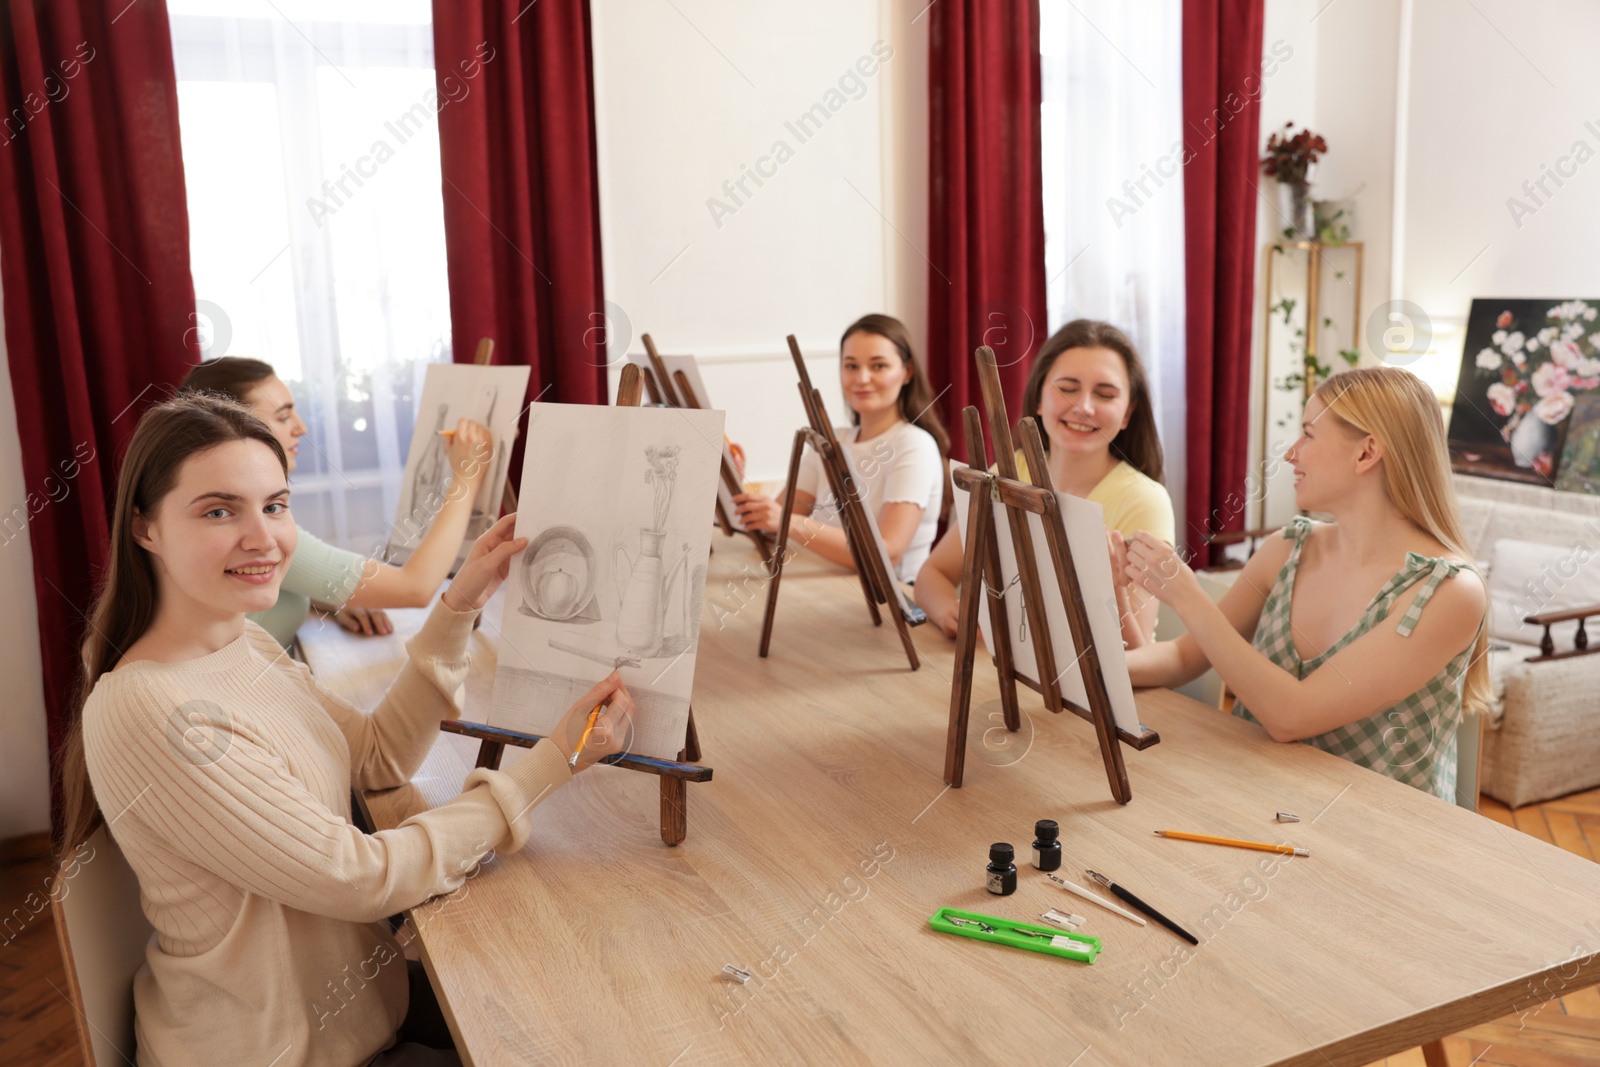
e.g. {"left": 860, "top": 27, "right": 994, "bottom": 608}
{"left": 1031, "top": 819, "right": 1061, "bottom": 872}
{"left": 986, "top": 843, "right": 1017, "bottom": 896}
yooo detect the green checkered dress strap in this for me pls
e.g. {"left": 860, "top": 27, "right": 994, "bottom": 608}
{"left": 1233, "top": 516, "right": 1472, "bottom": 801}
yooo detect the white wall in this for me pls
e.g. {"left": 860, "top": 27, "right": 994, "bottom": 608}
{"left": 1398, "top": 0, "right": 1600, "bottom": 364}
{"left": 0, "top": 277, "right": 54, "bottom": 840}
{"left": 590, "top": 0, "right": 929, "bottom": 484}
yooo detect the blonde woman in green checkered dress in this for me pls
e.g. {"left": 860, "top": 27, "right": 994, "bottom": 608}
{"left": 1119, "top": 367, "right": 1489, "bottom": 800}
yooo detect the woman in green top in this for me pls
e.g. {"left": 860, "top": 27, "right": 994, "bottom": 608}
{"left": 181, "top": 357, "right": 492, "bottom": 647}
{"left": 1122, "top": 366, "right": 1488, "bottom": 799}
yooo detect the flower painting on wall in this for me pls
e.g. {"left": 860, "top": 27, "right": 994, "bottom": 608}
{"left": 1446, "top": 297, "right": 1600, "bottom": 488}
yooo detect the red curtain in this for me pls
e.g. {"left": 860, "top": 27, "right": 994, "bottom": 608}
{"left": 431, "top": 0, "right": 607, "bottom": 491}
{"left": 0, "top": 0, "right": 197, "bottom": 830}
{"left": 926, "top": 0, "right": 1047, "bottom": 465}
{"left": 1182, "top": 0, "right": 1265, "bottom": 562}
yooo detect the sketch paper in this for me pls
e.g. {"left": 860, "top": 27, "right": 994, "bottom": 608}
{"left": 386, "top": 363, "right": 531, "bottom": 571}
{"left": 950, "top": 461, "right": 1139, "bottom": 737}
{"left": 489, "top": 402, "right": 725, "bottom": 760}
{"left": 629, "top": 351, "right": 747, "bottom": 531}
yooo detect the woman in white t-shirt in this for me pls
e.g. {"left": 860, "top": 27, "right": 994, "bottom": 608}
{"left": 734, "top": 314, "right": 949, "bottom": 583}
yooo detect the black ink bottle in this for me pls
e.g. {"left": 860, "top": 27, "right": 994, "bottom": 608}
{"left": 1031, "top": 819, "right": 1061, "bottom": 872}
{"left": 986, "top": 843, "right": 1018, "bottom": 896}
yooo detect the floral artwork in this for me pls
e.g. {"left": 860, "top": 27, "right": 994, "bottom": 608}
{"left": 1447, "top": 298, "right": 1600, "bottom": 488}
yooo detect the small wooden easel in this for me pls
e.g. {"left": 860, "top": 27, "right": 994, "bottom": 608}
{"left": 943, "top": 346, "right": 1157, "bottom": 804}
{"left": 637, "top": 334, "right": 773, "bottom": 564}
{"left": 439, "top": 362, "right": 714, "bottom": 846}
{"left": 758, "top": 334, "right": 924, "bottom": 671}
{"left": 471, "top": 336, "right": 521, "bottom": 518}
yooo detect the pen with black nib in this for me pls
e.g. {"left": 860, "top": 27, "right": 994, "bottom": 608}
{"left": 1084, "top": 869, "right": 1199, "bottom": 946}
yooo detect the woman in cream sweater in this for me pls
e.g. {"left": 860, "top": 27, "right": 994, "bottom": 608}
{"left": 57, "top": 394, "right": 634, "bottom": 1066}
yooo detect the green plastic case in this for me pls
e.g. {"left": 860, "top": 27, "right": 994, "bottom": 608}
{"left": 929, "top": 907, "right": 1102, "bottom": 963}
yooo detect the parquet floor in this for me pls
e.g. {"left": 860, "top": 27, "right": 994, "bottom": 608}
{"left": 4, "top": 788, "right": 1598, "bottom": 1066}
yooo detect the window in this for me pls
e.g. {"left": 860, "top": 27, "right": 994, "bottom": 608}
{"left": 171, "top": 0, "right": 451, "bottom": 555}
{"left": 1040, "top": 0, "right": 1187, "bottom": 541}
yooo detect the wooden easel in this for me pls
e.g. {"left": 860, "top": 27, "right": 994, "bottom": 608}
{"left": 472, "top": 336, "right": 519, "bottom": 517}
{"left": 943, "top": 346, "right": 1158, "bottom": 804}
{"left": 758, "top": 334, "right": 924, "bottom": 670}
{"left": 637, "top": 334, "right": 773, "bottom": 564}
{"left": 439, "top": 362, "right": 714, "bottom": 846}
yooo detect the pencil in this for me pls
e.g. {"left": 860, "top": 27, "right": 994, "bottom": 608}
{"left": 1155, "top": 830, "right": 1310, "bottom": 858}
{"left": 567, "top": 706, "right": 603, "bottom": 768}
{"left": 438, "top": 429, "right": 456, "bottom": 439}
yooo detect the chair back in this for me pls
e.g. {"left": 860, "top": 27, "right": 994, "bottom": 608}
{"left": 50, "top": 825, "right": 153, "bottom": 1067}
{"left": 1456, "top": 710, "right": 1484, "bottom": 812}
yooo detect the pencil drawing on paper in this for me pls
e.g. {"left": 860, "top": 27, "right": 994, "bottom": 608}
{"left": 387, "top": 364, "right": 531, "bottom": 571}
{"left": 491, "top": 404, "right": 724, "bottom": 760}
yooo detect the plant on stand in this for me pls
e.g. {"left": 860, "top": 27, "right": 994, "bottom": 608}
{"left": 1261, "top": 121, "right": 1327, "bottom": 242}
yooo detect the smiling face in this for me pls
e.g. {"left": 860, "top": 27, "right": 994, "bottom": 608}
{"left": 1285, "top": 395, "right": 1375, "bottom": 511}
{"left": 840, "top": 330, "right": 911, "bottom": 422}
{"left": 243, "top": 375, "right": 306, "bottom": 473}
{"left": 132, "top": 439, "right": 298, "bottom": 618}
{"left": 1034, "top": 346, "right": 1133, "bottom": 460}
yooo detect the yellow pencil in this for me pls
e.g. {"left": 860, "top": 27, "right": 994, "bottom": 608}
{"left": 1154, "top": 830, "right": 1309, "bottom": 858}
{"left": 567, "top": 706, "right": 603, "bottom": 768}
{"left": 438, "top": 428, "right": 456, "bottom": 439}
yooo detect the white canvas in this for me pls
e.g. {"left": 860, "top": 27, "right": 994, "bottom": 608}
{"left": 839, "top": 438, "right": 923, "bottom": 623}
{"left": 488, "top": 402, "right": 725, "bottom": 760}
{"left": 950, "top": 460, "right": 1139, "bottom": 737}
{"left": 628, "top": 351, "right": 747, "bottom": 531}
{"left": 386, "top": 363, "right": 531, "bottom": 571}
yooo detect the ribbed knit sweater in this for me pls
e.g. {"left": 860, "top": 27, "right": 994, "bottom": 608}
{"left": 82, "top": 598, "right": 571, "bottom": 1067}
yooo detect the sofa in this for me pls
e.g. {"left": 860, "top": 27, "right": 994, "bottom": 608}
{"left": 1457, "top": 475, "right": 1600, "bottom": 808}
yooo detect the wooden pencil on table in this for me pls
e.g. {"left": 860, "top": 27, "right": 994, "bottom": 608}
{"left": 1154, "top": 830, "right": 1310, "bottom": 857}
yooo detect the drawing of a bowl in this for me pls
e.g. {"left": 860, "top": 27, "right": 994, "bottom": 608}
{"left": 519, "top": 525, "right": 596, "bottom": 621}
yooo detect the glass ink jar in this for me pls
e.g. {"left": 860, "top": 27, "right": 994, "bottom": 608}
{"left": 1032, "top": 820, "right": 1061, "bottom": 872}
{"left": 986, "top": 843, "right": 1018, "bottom": 896}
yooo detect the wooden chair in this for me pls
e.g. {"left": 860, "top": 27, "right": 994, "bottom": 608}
{"left": 50, "top": 825, "right": 154, "bottom": 1066}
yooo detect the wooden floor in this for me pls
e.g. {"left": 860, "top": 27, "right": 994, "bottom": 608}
{"left": 4, "top": 787, "right": 1598, "bottom": 1066}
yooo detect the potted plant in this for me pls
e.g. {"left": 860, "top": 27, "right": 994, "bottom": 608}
{"left": 1261, "top": 121, "right": 1327, "bottom": 241}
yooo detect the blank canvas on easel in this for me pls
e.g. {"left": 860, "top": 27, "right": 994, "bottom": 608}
{"left": 488, "top": 402, "right": 725, "bottom": 760}
{"left": 951, "top": 460, "right": 1141, "bottom": 738}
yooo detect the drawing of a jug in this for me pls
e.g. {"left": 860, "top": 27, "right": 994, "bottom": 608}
{"left": 614, "top": 529, "right": 690, "bottom": 657}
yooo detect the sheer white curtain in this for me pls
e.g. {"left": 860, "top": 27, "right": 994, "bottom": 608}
{"left": 169, "top": 0, "right": 452, "bottom": 556}
{"left": 1040, "top": 0, "right": 1188, "bottom": 548}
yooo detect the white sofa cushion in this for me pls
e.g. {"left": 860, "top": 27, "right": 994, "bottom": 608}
{"left": 1487, "top": 537, "right": 1600, "bottom": 646}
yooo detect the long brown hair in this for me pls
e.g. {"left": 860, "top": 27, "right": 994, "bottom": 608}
{"left": 1313, "top": 366, "right": 1490, "bottom": 719}
{"left": 1021, "top": 319, "right": 1164, "bottom": 484}
{"left": 840, "top": 314, "right": 952, "bottom": 459}
{"left": 57, "top": 394, "right": 287, "bottom": 856}
{"left": 179, "top": 355, "right": 276, "bottom": 404}
{"left": 841, "top": 314, "right": 952, "bottom": 525}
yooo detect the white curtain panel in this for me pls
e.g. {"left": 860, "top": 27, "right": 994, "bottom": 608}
{"left": 1040, "top": 0, "right": 1188, "bottom": 550}
{"left": 169, "top": 0, "right": 451, "bottom": 556}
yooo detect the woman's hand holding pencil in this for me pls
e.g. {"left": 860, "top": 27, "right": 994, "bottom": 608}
{"left": 553, "top": 672, "right": 637, "bottom": 772}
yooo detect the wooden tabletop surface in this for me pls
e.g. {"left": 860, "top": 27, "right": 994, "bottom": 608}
{"left": 299, "top": 539, "right": 1600, "bottom": 1067}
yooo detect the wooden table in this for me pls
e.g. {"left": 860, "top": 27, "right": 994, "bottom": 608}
{"left": 299, "top": 541, "right": 1600, "bottom": 1067}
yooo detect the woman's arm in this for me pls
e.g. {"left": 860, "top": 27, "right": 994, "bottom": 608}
{"left": 1122, "top": 533, "right": 1286, "bottom": 689}
{"left": 344, "top": 418, "right": 491, "bottom": 610}
{"left": 915, "top": 526, "right": 964, "bottom": 637}
{"left": 1125, "top": 532, "right": 1486, "bottom": 739}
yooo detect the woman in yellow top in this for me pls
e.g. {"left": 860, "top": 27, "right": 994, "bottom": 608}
{"left": 914, "top": 319, "right": 1174, "bottom": 641}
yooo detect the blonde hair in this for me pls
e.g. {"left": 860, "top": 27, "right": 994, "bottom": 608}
{"left": 1313, "top": 366, "right": 1489, "bottom": 719}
